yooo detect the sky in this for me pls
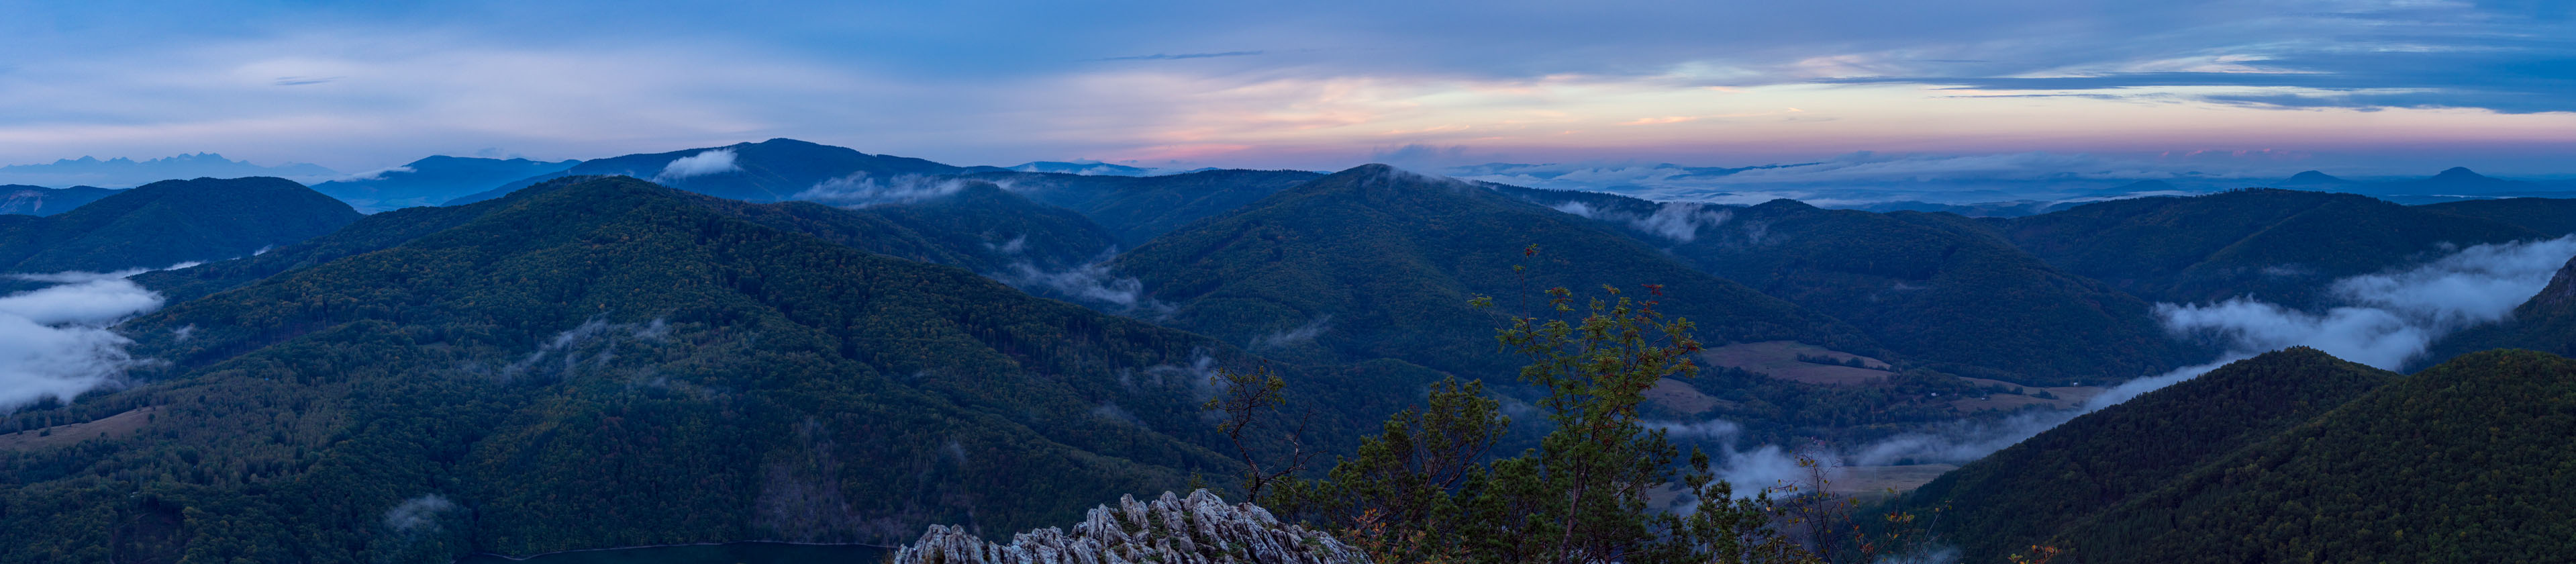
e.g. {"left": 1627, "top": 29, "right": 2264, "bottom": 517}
{"left": 1, "top": 0, "right": 2572, "bottom": 177}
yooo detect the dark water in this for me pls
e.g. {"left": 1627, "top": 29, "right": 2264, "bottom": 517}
{"left": 454, "top": 543, "right": 887, "bottom": 564}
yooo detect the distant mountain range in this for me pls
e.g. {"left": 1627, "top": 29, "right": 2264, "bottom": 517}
{"left": 309, "top": 156, "right": 581, "bottom": 212}
{"left": 0, "top": 177, "right": 356, "bottom": 281}
{"left": 0, "top": 185, "right": 115, "bottom": 216}
{"left": 0, "top": 153, "right": 339, "bottom": 187}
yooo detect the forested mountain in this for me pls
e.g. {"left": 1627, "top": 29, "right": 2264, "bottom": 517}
{"left": 0, "top": 177, "right": 357, "bottom": 279}
{"left": 2418, "top": 197, "right": 2576, "bottom": 236}
{"left": 444, "top": 138, "right": 964, "bottom": 205}
{"left": 138, "top": 177, "right": 1104, "bottom": 302}
{"left": 1113, "top": 164, "right": 1877, "bottom": 378}
{"left": 960, "top": 169, "right": 1325, "bottom": 246}
{"left": 1891, "top": 347, "right": 2399, "bottom": 562}
{"left": 1493, "top": 185, "right": 2200, "bottom": 385}
{"left": 2052, "top": 349, "right": 2576, "bottom": 563}
{"left": 310, "top": 156, "right": 581, "bottom": 211}
{"left": 848, "top": 181, "right": 1120, "bottom": 271}
{"left": 0, "top": 185, "right": 115, "bottom": 216}
{"left": 2424, "top": 256, "right": 2576, "bottom": 362}
{"left": 1997, "top": 188, "right": 2542, "bottom": 306}
{"left": 0, "top": 177, "right": 1414, "bottom": 563}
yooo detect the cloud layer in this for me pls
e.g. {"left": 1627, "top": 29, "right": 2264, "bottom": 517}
{"left": 0, "top": 277, "right": 165, "bottom": 410}
{"left": 654, "top": 148, "right": 740, "bottom": 181}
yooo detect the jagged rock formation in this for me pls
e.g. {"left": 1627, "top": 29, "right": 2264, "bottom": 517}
{"left": 893, "top": 490, "right": 1369, "bottom": 564}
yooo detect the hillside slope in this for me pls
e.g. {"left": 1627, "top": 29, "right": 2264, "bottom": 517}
{"left": 0, "top": 177, "right": 1393, "bottom": 563}
{"left": 1890, "top": 347, "right": 2397, "bottom": 562}
{"left": 0, "top": 177, "right": 358, "bottom": 277}
{"left": 2001, "top": 189, "right": 2541, "bottom": 307}
{"left": 1115, "top": 164, "right": 1877, "bottom": 378}
{"left": 2056, "top": 349, "right": 2576, "bottom": 563}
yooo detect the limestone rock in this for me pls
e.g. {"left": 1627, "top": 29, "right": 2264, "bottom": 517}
{"left": 891, "top": 489, "right": 1369, "bottom": 564}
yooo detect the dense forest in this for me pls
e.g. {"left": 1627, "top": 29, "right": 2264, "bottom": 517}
{"left": 3, "top": 152, "right": 2575, "bottom": 563}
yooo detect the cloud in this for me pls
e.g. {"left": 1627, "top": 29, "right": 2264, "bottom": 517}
{"left": 0, "top": 277, "right": 165, "bottom": 410}
{"left": 383, "top": 494, "right": 459, "bottom": 534}
{"left": 272, "top": 76, "right": 340, "bottom": 86}
{"left": 988, "top": 258, "right": 1173, "bottom": 318}
{"left": 1093, "top": 51, "right": 1265, "bottom": 61}
{"left": 2162, "top": 234, "right": 2576, "bottom": 371}
{"left": 342, "top": 165, "right": 413, "bottom": 181}
{"left": 653, "top": 148, "right": 740, "bottom": 181}
{"left": 1836, "top": 234, "right": 2576, "bottom": 467}
{"left": 1549, "top": 200, "right": 1734, "bottom": 243}
{"left": 1248, "top": 314, "right": 1331, "bottom": 350}
{"left": 1646, "top": 418, "right": 1827, "bottom": 496}
{"left": 791, "top": 173, "right": 981, "bottom": 207}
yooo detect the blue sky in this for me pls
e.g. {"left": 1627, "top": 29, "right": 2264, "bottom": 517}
{"left": 1, "top": 0, "right": 2571, "bottom": 177}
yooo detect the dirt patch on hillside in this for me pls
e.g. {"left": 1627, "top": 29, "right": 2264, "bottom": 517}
{"left": 1948, "top": 377, "right": 2106, "bottom": 412}
{"left": 1703, "top": 341, "right": 1893, "bottom": 385}
{"left": 1644, "top": 377, "right": 1734, "bottom": 414}
{"left": 0, "top": 406, "right": 158, "bottom": 451}
{"left": 1830, "top": 464, "right": 1959, "bottom": 499}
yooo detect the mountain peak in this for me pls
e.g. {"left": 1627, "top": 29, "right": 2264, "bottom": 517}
{"left": 2281, "top": 170, "right": 2348, "bottom": 185}
{"left": 2538, "top": 256, "right": 2576, "bottom": 308}
{"left": 2434, "top": 166, "right": 2486, "bottom": 179}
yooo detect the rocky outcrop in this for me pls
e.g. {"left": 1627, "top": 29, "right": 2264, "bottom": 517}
{"left": 891, "top": 490, "right": 1369, "bottom": 564}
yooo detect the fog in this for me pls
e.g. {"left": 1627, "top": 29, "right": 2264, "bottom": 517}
{"left": 0, "top": 276, "right": 165, "bottom": 410}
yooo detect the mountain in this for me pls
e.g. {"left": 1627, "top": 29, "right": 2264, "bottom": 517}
{"left": 0, "top": 177, "right": 358, "bottom": 278}
{"left": 136, "top": 177, "right": 1107, "bottom": 303}
{"left": 1, "top": 176, "right": 1409, "bottom": 563}
{"left": 1111, "top": 164, "right": 1877, "bottom": 379}
{"left": 2050, "top": 348, "right": 2576, "bottom": 563}
{"left": 1490, "top": 186, "right": 2198, "bottom": 385}
{"left": 0, "top": 153, "right": 339, "bottom": 187}
{"left": 2417, "top": 197, "right": 2576, "bottom": 236}
{"left": 310, "top": 156, "right": 581, "bottom": 211}
{"left": 2424, "top": 256, "right": 2576, "bottom": 362}
{"left": 1890, "top": 347, "right": 2399, "bottom": 563}
{"left": 0, "top": 185, "right": 116, "bottom": 216}
{"left": 445, "top": 138, "right": 966, "bottom": 205}
{"left": 845, "top": 181, "right": 1122, "bottom": 272}
{"left": 2380, "top": 167, "right": 2532, "bottom": 194}
{"left": 1999, "top": 188, "right": 2543, "bottom": 307}
{"left": 1845, "top": 199, "right": 2075, "bottom": 218}
{"left": 973, "top": 161, "right": 1156, "bottom": 177}
{"left": 960, "top": 169, "right": 1325, "bottom": 246}
{"left": 2276, "top": 170, "right": 2357, "bottom": 187}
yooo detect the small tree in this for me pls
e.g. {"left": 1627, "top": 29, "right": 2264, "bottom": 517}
{"left": 1204, "top": 365, "right": 1316, "bottom": 501}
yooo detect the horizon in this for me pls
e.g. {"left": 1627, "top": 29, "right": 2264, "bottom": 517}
{"left": 1, "top": 1, "right": 2571, "bottom": 180}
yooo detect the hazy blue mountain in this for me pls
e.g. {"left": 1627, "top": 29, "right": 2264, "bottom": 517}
{"left": 0, "top": 177, "right": 358, "bottom": 279}
{"left": 0, "top": 185, "right": 116, "bottom": 216}
{"left": 0, "top": 153, "right": 339, "bottom": 187}
{"left": 2418, "top": 197, "right": 2576, "bottom": 236}
{"left": 2277, "top": 170, "right": 2358, "bottom": 187}
{"left": 445, "top": 138, "right": 965, "bottom": 205}
{"left": 1999, "top": 188, "right": 2542, "bottom": 307}
{"left": 971, "top": 161, "right": 1156, "bottom": 176}
{"left": 310, "top": 156, "right": 581, "bottom": 211}
{"left": 958, "top": 169, "right": 1325, "bottom": 245}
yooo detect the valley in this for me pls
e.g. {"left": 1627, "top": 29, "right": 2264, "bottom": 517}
{"left": 0, "top": 139, "right": 2571, "bottom": 563}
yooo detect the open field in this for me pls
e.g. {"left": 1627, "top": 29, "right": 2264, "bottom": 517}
{"left": 1702, "top": 340, "right": 1893, "bottom": 385}
{"left": 1, "top": 406, "right": 158, "bottom": 451}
